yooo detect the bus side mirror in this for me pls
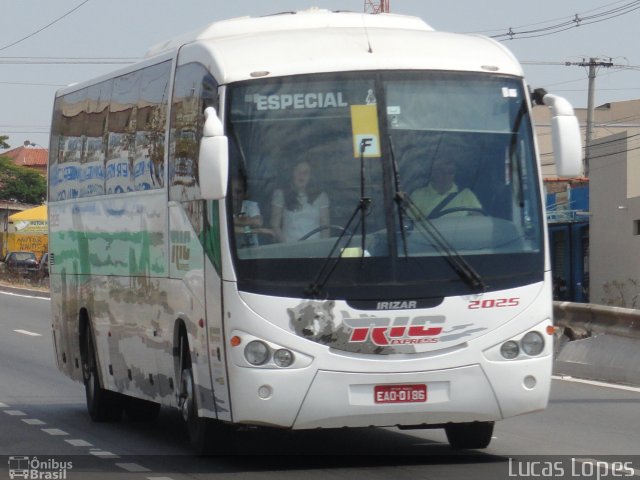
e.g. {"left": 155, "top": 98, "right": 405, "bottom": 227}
{"left": 199, "top": 106, "right": 229, "bottom": 200}
{"left": 543, "top": 94, "right": 583, "bottom": 177}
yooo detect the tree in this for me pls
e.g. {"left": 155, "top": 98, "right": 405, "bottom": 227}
{"left": 0, "top": 156, "right": 46, "bottom": 204}
{"left": 0, "top": 136, "right": 9, "bottom": 150}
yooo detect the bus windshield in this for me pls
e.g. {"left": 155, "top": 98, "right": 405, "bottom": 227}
{"left": 226, "top": 71, "right": 542, "bottom": 300}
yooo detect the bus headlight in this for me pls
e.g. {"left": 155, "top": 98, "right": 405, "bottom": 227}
{"left": 245, "top": 340, "right": 270, "bottom": 365}
{"left": 273, "top": 349, "right": 295, "bottom": 368}
{"left": 521, "top": 331, "right": 545, "bottom": 356}
{"left": 231, "top": 330, "right": 314, "bottom": 369}
{"left": 500, "top": 341, "right": 520, "bottom": 359}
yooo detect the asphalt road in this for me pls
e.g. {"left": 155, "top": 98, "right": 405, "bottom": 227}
{"left": 1, "top": 289, "right": 639, "bottom": 480}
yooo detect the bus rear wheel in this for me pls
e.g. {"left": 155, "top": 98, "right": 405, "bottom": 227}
{"left": 82, "top": 326, "right": 122, "bottom": 422}
{"left": 445, "top": 421, "right": 494, "bottom": 449}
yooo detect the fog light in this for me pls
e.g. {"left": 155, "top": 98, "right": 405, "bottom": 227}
{"left": 273, "top": 349, "right": 294, "bottom": 368}
{"left": 501, "top": 341, "right": 520, "bottom": 359}
{"left": 245, "top": 340, "right": 270, "bottom": 365}
{"left": 522, "top": 331, "right": 545, "bottom": 356}
{"left": 258, "top": 385, "right": 272, "bottom": 399}
{"left": 523, "top": 375, "right": 537, "bottom": 389}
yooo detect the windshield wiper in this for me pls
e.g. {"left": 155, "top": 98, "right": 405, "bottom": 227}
{"left": 305, "top": 139, "right": 372, "bottom": 298}
{"left": 394, "top": 192, "right": 486, "bottom": 292}
{"left": 304, "top": 198, "right": 368, "bottom": 298}
{"left": 388, "top": 135, "right": 409, "bottom": 258}
{"left": 510, "top": 99, "right": 527, "bottom": 208}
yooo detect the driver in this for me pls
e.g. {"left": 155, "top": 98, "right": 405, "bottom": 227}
{"left": 410, "top": 158, "right": 482, "bottom": 218}
{"left": 270, "top": 160, "right": 330, "bottom": 242}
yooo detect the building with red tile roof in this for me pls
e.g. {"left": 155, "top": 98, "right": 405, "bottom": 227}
{"left": 1, "top": 141, "right": 48, "bottom": 175}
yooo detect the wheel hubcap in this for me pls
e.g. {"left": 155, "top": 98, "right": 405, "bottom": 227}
{"left": 179, "top": 369, "right": 193, "bottom": 422}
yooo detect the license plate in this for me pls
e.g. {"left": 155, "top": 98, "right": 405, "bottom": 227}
{"left": 374, "top": 384, "right": 427, "bottom": 404}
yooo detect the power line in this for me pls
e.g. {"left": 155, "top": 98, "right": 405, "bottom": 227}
{"left": 0, "top": 0, "right": 91, "bottom": 52}
{"left": 0, "top": 58, "right": 137, "bottom": 65}
{"left": 490, "top": 1, "right": 640, "bottom": 41}
{"left": 541, "top": 134, "right": 640, "bottom": 165}
{"left": 0, "top": 81, "right": 66, "bottom": 87}
{"left": 472, "top": 0, "right": 636, "bottom": 34}
{"left": 0, "top": 130, "right": 50, "bottom": 135}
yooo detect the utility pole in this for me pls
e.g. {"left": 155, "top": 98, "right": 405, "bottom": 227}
{"left": 565, "top": 58, "right": 613, "bottom": 176}
{"left": 364, "top": 0, "right": 390, "bottom": 14}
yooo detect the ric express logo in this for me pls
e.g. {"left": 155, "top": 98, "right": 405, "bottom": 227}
{"left": 342, "top": 314, "right": 444, "bottom": 346}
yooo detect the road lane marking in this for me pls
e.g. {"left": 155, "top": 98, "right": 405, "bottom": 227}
{"left": 147, "top": 478, "right": 175, "bottom": 480}
{"left": 117, "top": 463, "right": 151, "bottom": 473}
{"left": 4, "top": 410, "right": 26, "bottom": 416}
{"left": 0, "top": 290, "right": 50, "bottom": 301}
{"left": 42, "top": 428, "right": 68, "bottom": 436}
{"left": 89, "top": 449, "right": 119, "bottom": 458}
{"left": 65, "top": 439, "right": 93, "bottom": 447}
{"left": 13, "top": 329, "right": 42, "bottom": 337}
{"left": 22, "top": 419, "right": 46, "bottom": 425}
{"left": 554, "top": 375, "right": 640, "bottom": 393}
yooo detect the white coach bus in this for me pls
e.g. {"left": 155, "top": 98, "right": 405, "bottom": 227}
{"left": 48, "top": 9, "right": 581, "bottom": 452}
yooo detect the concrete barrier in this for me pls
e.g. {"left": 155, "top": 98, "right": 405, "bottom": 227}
{"left": 553, "top": 301, "right": 640, "bottom": 386}
{"left": 554, "top": 301, "right": 640, "bottom": 340}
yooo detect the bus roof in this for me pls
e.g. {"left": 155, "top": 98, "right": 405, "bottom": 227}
{"left": 146, "top": 9, "right": 433, "bottom": 56}
{"left": 147, "top": 9, "right": 524, "bottom": 84}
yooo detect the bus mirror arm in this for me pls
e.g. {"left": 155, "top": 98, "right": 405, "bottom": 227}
{"left": 199, "top": 107, "right": 229, "bottom": 200}
{"left": 543, "top": 94, "right": 583, "bottom": 178}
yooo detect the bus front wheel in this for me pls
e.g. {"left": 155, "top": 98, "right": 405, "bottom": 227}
{"left": 445, "top": 421, "right": 494, "bottom": 449}
{"left": 82, "top": 325, "right": 122, "bottom": 422}
{"left": 178, "top": 334, "right": 213, "bottom": 454}
{"left": 177, "top": 332, "right": 233, "bottom": 454}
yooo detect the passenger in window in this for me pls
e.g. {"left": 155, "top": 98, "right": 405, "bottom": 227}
{"left": 410, "top": 159, "right": 482, "bottom": 218}
{"left": 232, "top": 176, "right": 263, "bottom": 248}
{"left": 270, "top": 160, "right": 330, "bottom": 242}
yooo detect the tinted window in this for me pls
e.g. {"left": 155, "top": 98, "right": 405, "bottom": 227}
{"left": 169, "top": 63, "right": 218, "bottom": 202}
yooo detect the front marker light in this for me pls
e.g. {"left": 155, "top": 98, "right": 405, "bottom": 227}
{"left": 521, "top": 331, "right": 545, "bottom": 356}
{"left": 273, "top": 349, "right": 295, "bottom": 368}
{"left": 500, "top": 341, "right": 520, "bottom": 359}
{"left": 245, "top": 340, "right": 270, "bottom": 365}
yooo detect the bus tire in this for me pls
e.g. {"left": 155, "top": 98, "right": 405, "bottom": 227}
{"left": 177, "top": 331, "right": 233, "bottom": 455}
{"left": 444, "top": 421, "right": 494, "bottom": 449}
{"left": 177, "top": 331, "right": 211, "bottom": 454}
{"left": 124, "top": 396, "right": 161, "bottom": 422}
{"left": 179, "top": 365, "right": 214, "bottom": 454}
{"left": 82, "top": 325, "right": 123, "bottom": 422}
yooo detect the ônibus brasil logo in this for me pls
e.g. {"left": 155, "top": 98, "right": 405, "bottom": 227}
{"left": 8, "top": 456, "right": 73, "bottom": 479}
{"left": 342, "top": 314, "right": 444, "bottom": 346}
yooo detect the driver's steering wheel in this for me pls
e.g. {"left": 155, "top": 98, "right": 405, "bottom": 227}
{"left": 428, "top": 207, "right": 487, "bottom": 219}
{"left": 298, "top": 224, "right": 351, "bottom": 241}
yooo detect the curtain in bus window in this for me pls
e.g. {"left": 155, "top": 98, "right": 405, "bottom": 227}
{"left": 135, "top": 61, "right": 170, "bottom": 191}
{"left": 54, "top": 88, "right": 87, "bottom": 201}
{"left": 108, "top": 70, "right": 141, "bottom": 194}
{"left": 48, "top": 98, "right": 63, "bottom": 202}
{"left": 82, "top": 80, "right": 111, "bottom": 198}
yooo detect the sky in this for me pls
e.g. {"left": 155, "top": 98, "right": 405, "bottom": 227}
{"left": 1, "top": 0, "right": 639, "bottom": 151}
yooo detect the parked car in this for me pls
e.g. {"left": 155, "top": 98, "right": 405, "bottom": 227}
{"left": 38, "top": 252, "right": 49, "bottom": 277}
{"left": 2, "top": 251, "right": 38, "bottom": 274}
